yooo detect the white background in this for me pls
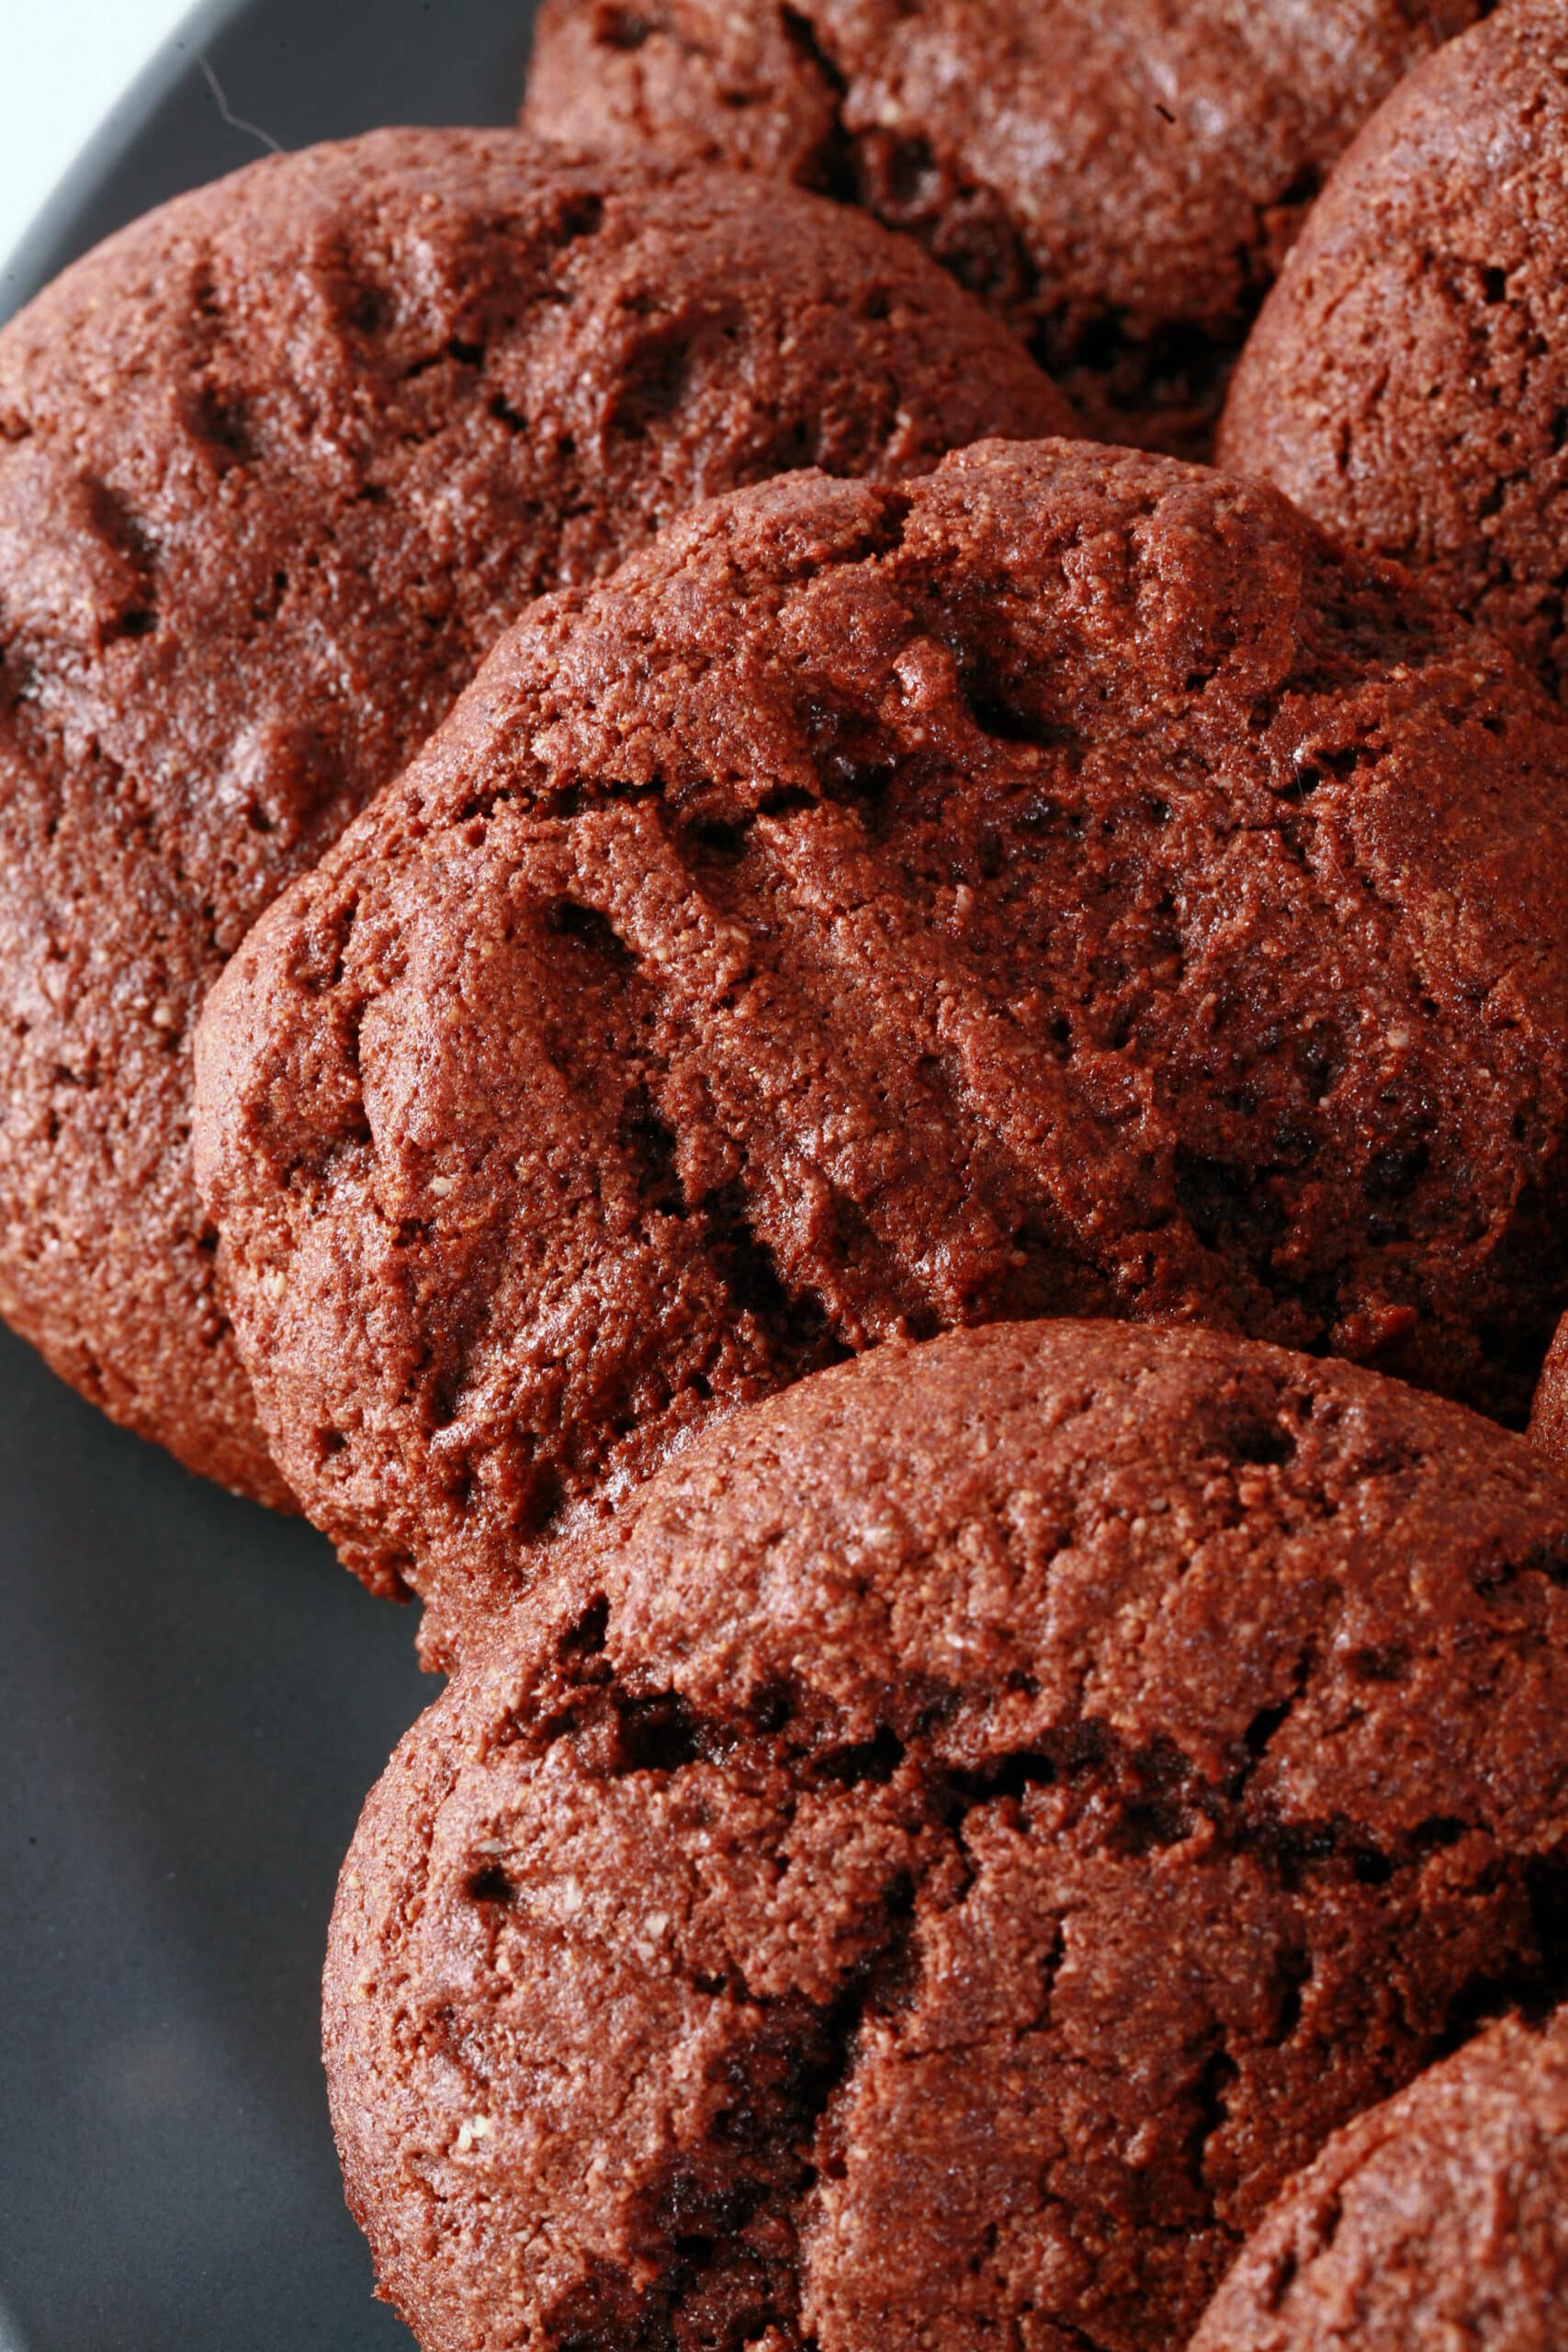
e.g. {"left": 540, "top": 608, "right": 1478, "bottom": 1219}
{"left": 0, "top": 0, "right": 196, "bottom": 278}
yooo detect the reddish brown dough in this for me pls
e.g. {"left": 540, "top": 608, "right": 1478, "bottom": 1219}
{"left": 1530, "top": 1317, "right": 1568, "bottom": 1467}
{"left": 0, "top": 127, "right": 1066, "bottom": 1506}
{"left": 194, "top": 441, "right": 1568, "bottom": 1653}
{"left": 1191, "top": 2006, "right": 1568, "bottom": 2349}
{"left": 1219, "top": 1, "right": 1568, "bottom": 704}
{"left": 522, "top": 0, "right": 1491, "bottom": 456}
{"left": 324, "top": 1319, "right": 1568, "bottom": 2352}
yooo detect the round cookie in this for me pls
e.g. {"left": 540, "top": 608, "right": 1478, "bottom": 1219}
{"left": 193, "top": 440, "right": 1568, "bottom": 1650}
{"left": 1219, "top": 1, "right": 1568, "bottom": 704}
{"left": 522, "top": 0, "right": 1491, "bottom": 456}
{"left": 1191, "top": 2007, "right": 1568, "bottom": 2349}
{"left": 324, "top": 1318, "right": 1568, "bottom": 2352}
{"left": 0, "top": 127, "right": 1070, "bottom": 1505}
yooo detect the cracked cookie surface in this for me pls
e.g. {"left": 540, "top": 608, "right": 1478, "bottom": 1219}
{"left": 324, "top": 1318, "right": 1568, "bottom": 2352}
{"left": 0, "top": 126, "right": 1066, "bottom": 1505}
{"left": 1192, "top": 2005, "right": 1568, "bottom": 2349}
{"left": 1220, "top": 0, "right": 1568, "bottom": 704}
{"left": 194, "top": 441, "right": 1568, "bottom": 1648}
{"left": 522, "top": 0, "right": 1490, "bottom": 455}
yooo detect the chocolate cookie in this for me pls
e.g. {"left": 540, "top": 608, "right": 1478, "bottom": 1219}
{"left": 194, "top": 441, "right": 1568, "bottom": 1650}
{"left": 324, "top": 1318, "right": 1568, "bottom": 2352}
{"left": 1530, "top": 1317, "right": 1568, "bottom": 1468}
{"left": 0, "top": 127, "right": 1069, "bottom": 1505}
{"left": 1219, "top": 2, "right": 1568, "bottom": 703}
{"left": 1191, "top": 2007, "right": 1568, "bottom": 2349}
{"left": 522, "top": 0, "right": 1490, "bottom": 455}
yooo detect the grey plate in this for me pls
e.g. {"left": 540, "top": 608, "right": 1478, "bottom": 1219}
{"left": 0, "top": 5, "right": 543, "bottom": 2345}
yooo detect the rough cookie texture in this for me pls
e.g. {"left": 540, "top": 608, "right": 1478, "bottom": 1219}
{"left": 194, "top": 442, "right": 1568, "bottom": 1646}
{"left": 1191, "top": 2007, "right": 1568, "bottom": 2349}
{"left": 1529, "top": 1317, "right": 1568, "bottom": 1468}
{"left": 522, "top": 0, "right": 1490, "bottom": 455}
{"left": 1219, "top": 1, "right": 1568, "bottom": 703}
{"left": 324, "top": 1320, "right": 1568, "bottom": 2352}
{"left": 0, "top": 127, "right": 1066, "bottom": 1506}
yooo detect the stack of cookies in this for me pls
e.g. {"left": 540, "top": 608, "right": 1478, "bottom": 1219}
{"left": 7, "top": 3, "right": 1568, "bottom": 2344}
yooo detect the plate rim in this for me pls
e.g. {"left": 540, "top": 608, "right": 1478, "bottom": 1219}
{"left": 2, "top": 0, "right": 256, "bottom": 320}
